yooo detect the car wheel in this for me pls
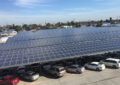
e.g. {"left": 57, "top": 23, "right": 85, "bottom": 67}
{"left": 55, "top": 75, "right": 59, "bottom": 78}
{"left": 96, "top": 68, "right": 100, "bottom": 71}
{"left": 85, "top": 66, "right": 88, "bottom": 69}
{"left": 77, "top": 71, "right": 81, "bottom": 74}
{"left": 113, "top": 65, "right": 118, "bottom": 69}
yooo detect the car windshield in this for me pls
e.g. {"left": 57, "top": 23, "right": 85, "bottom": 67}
{"left": 58, "top": 68, "right": 65, "bottom": 71}
{"left": 27, "top": 71, "right": 37, "bottom": 75}
{"left": 69, "top": 66, "right": 76, "bottom": 68}
{"left": 99, "top": 62, "right": 103, "bottom": 64}
{"left": 90, "top": 64, "right": 98, "bottom": 66}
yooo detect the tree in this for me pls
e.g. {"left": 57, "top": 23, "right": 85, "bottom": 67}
{"left": 0, "top": 26, "right": 2, "bottom": 32}
{"left": 75, "top": 22, "right": 81, "bottom": 27}
{"left": 110, "top": 17, "right": 112, "bottom": 22}
{"left": 15, "top": 26, "right": 22, "bottom": 32}
{"left": 96, "top": 21, "right": 102, "bottom": 27}
{"left": 71, "top": 21, "right": 75, "bottom": 26}
{"left": 12, "top": 24, "right": 15, "bottom": 30}
{"left": 105, "top": 19, "right": 110, "bottom": 23}
{"left": 31, "top": 24, "right": 37, "bottom": 29}
{"left": 109, "top": 17, "right": 115, "bottom": 24}
{"left": 66, "top": 21, "right": 71, "bottom": 26}
{"left": 22, "top": 24, "right": 28, "bottom": 29}
{"left": 100, "top": 20, "right": 103, "bottom": 24}
{"left": 56, "top": 22, "right": 61, "bottom": 27}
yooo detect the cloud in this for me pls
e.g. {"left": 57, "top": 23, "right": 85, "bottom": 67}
{"left": 92, "top": 0, "right": 120, "bottom": 6}
{"left": 0, "top": 6, "right": 120, "bottom": 25}
{"left": 65, "top": 8, "right": 90, "bottom": 11}
{"left": 68, "top": 8, "right": 120, "bottom": 15}
{"left": 14, "top": 0, "right": 47, "bottom": 8}
{"left": 65, "top": 8, "right": 92, "bottom": 11}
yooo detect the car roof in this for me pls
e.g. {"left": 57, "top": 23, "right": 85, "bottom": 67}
{"left": 90, "top": 62, "right": 99, "bottom": 65}
{"left": 53, "top": 65, "right": 63, "bottom": 68}
{"left": 71, "top": 64, "right": 79, "bottom": 67}
{"left": 106, "top": 58, "right": 120, "bottom": 61}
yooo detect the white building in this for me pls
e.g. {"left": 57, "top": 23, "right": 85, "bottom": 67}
{"left": 0, "top": 30, "right": 17, "bottom": 37}
{"left": 102, "top": 22, "right": 111, "bottom": 27}
{"left": 0, "top": 30, "right": 17, "bottom": 43}
{"left": 0, "top": 37, "right": 9, "bottom": 43}
{"left": 62, "top": 25, "right": 73, "bottom": 28}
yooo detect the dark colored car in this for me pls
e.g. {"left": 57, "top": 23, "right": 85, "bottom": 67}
{"left": 17, "top": 68, "right": 40, "bottom": 81}
{"left": 0, "top": 75, "right": 20, "bottom": 85}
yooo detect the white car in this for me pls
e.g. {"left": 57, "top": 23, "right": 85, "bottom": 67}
{"left": 100, "top": 58, "right": 120, "bottom": 68}
{"left": 85, "top": 62, "right": 105, "bottom": 71}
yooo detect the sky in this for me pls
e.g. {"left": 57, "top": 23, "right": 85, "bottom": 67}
{"left": 0, "top": 0, "right": 120, "bottom": 25}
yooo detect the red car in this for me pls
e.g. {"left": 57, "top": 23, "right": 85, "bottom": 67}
{"left": 0, "top": 75, "right": 20, "bottom": 85}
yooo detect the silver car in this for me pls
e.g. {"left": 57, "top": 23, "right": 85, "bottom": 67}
{"left": 66, "top": 64, "right": 85, "bottom": 73}
{"left": 100, "top": 58, "right": 120, "bottom": 69}
{"left": 43, "top": 65, "right": 66, "bottom": 78}
{"left": 85, "top": 62, "right": 106, "bottom": 71}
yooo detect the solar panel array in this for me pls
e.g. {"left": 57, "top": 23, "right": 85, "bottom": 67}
{"left": 0, "top": 27, "right": 120, "bottom": 69}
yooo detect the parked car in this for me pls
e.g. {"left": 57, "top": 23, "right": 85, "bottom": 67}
{"left": 42, "top": 65, "right": 66, "bottom": 78}
{"left": 85, "top": 62, "right": 105, "bottom": 71}
{"left": 100, "top": 58, "right": 120, "bottom": 68}
{"left": 65, "top": 64, "right": 85, "bottom": 73}
{"left": 26, "top": 63, "right": 41, "bottom": 72}
{"left": 0, "top": 68, "right": 17, "bottom": 77}
{"left": 0, "top": 75, "right": 20, "bottom": 85}
{"left": 17, "top": 68, "right": 40, "bottom": 81}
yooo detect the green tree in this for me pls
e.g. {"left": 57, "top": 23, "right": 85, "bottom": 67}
{"left": 15, "top": 26, "right": 22, "bottom": 32}
{"left": 110, "top": 17, "right": 112, "bottom": 22}
{"left": 96, "top": 20, "right": 103, "bottom": 27}
{"left": 75, "top": 22, "right": 81, "bottom": 27}
{"left": 0, "top": 26, "right": 2, "bottom": 32}
{"left": 71, "top": 21, "right": 75, "bottom": 26}
{"left": 96, "top": 23, "right": 102, "bottom": 27}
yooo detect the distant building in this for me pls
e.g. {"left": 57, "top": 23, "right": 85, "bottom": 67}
{"left": 114, "top": 24, "right": 120, "bottom": 27}
{"left": 0, "top": 30, "right": 17, "bottom": 43}
{"left": 31, "top": 29, "right": 37, "bottom": 32}
{"left": 0, "top": 37, "right": 9, "bottom": 43}
{"left": 81, "top": 25, "right": 87, "bottom": 27}
{"left": 62, "top": 25, "right": 73, "bottom": 28}
{"left": 102, "top": 22, "right": 111, "bottom": 27}
{"left": 0, "top": 30, "right": 17, "bottom": 37}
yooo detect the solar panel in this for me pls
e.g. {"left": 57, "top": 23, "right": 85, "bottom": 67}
{"left": 1, "top": 29, "right": 120, "bottom": 50}
{"left": 6, "top": 27, "right": 120, "bottom": 42}
{"left": 0, "top": 27, "right": 120, "bottom": 69}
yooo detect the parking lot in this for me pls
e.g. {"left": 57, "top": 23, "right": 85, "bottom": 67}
{"left": 18, "top": 68, "right": 120, "bottom": 85}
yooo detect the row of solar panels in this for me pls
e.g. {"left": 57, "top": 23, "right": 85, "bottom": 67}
{"left": 7, "top": 27, "right": 120, "bottom": 42}
{"left": 1, "top": 29, "right": 120, "bottom": 50}
{"left": 0, "top": 37, "right": 120, "bottom": 69}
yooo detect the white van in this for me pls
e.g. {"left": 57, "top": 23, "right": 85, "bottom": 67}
{"left": 100, "top": 58, "right": 120, "bottom": 68}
